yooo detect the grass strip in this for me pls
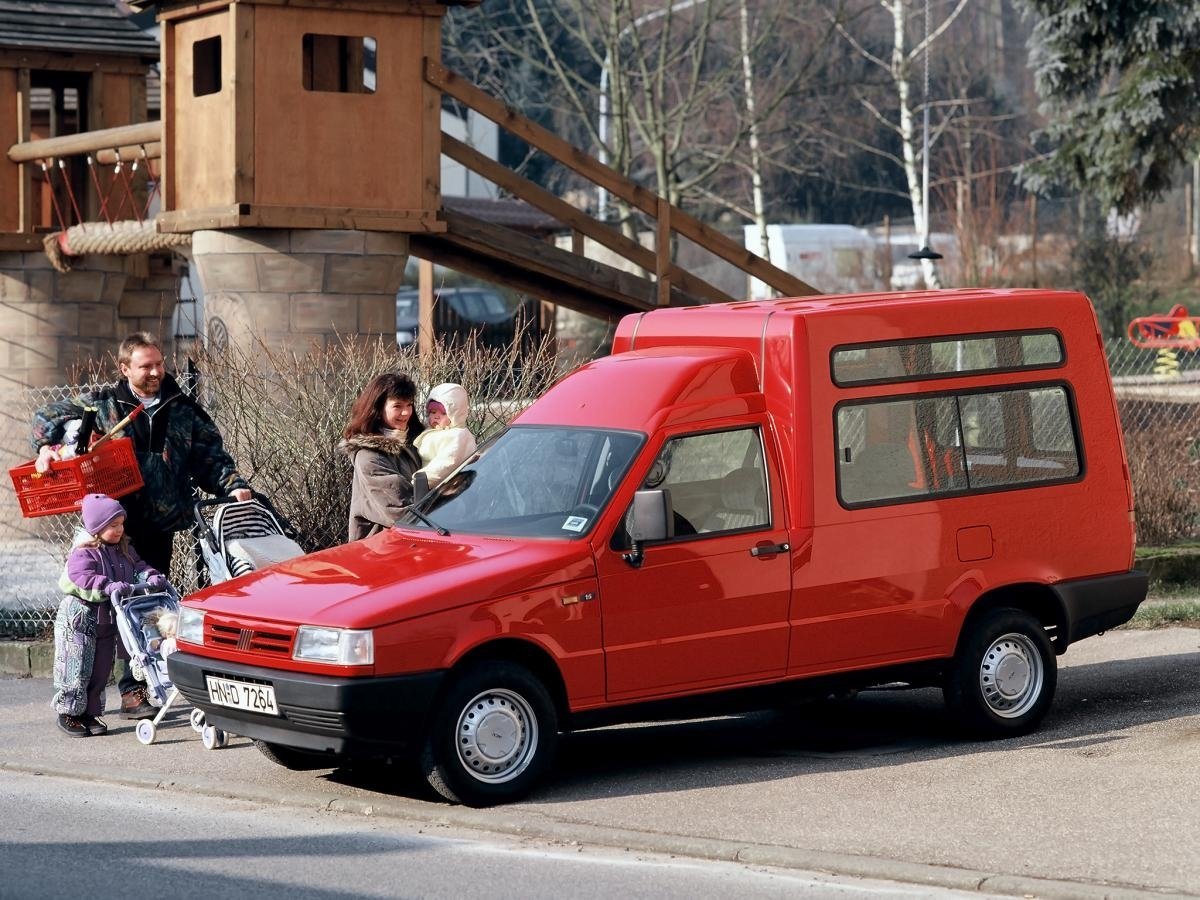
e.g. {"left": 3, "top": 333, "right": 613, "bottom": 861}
{"left": 1124, "top": 600, "right": 1200, "bottom": 629}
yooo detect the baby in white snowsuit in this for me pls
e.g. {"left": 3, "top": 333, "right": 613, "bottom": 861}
{"left": 413, "top": 383, "right": 477, "bottom": 489}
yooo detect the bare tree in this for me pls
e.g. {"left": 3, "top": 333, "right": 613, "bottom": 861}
{"left": 444, "top": 1, "right": 841, "bottom": 249}
{"left": 824, "top": 0, "right": 971, "bottom": 287}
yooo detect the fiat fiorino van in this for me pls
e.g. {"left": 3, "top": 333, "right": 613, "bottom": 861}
{"left": 168, "top": 288, "right": 1147, "bottom": 806}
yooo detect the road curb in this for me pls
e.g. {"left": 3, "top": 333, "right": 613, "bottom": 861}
{"left": 0, "top": 641, "right": 51, "bottom": 678}
{"left": 0, "top": 758, "right": 1171, "bottom": 899}
{"left": 0, "top": 641, "right": 79, "bottom": 678}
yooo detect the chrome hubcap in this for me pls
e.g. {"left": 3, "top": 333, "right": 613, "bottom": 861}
{"left": 979, "top": 632, "right": 1043, "bottom": 718}
{"left": 455, "top": 688, "right": 538, "bottom": 784}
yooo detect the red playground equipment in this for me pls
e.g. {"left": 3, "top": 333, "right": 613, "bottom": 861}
{"left": 1127, "top": 304, "right": 1200, "bottom": 350}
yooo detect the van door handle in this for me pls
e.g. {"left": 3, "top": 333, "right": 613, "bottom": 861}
{"left": 750, "top": 542, "right": 789, "bottom": 557}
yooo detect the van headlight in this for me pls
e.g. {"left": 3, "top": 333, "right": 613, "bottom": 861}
{"left": 178, "top": 606, "right": 205, "bottom": 645}
{"left": 294, "top": 626, "right": 374, "bottom": 665}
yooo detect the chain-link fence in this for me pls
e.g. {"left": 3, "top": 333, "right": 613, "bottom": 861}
{"left": 0, "top": 335, "right": 563, "bottom": 639}
{"left": 0, "top": 377, "right": 202, "bottom": 638}
{"left": 1108, "top": 338, "right": 1200, "bottom": 546}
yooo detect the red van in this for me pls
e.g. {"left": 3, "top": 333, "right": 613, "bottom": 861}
{"left": 169, "top": 288, "right": 1147, "bottom": 806}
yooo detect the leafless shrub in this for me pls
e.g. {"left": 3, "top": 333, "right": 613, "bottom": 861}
{"left": 191, "top": 329, "right": 563, "bottom": 555}
{"left": 1121, "top": 402, "right": 1200, "bottom": 545}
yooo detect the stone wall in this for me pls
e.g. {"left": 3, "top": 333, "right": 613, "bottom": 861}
{"left": 0, "top": 249, "right": 180, "bottom": 579}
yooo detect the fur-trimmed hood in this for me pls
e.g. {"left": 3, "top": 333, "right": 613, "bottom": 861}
{"left": 339, "top": 432, "right": 412, "bottom": 458}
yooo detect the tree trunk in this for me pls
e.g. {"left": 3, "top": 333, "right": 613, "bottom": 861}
{"left": 890, "top": 0, "right": 940, "bottom": 288}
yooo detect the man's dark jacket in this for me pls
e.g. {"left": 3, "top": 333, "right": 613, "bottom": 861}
{"left": 31, "top": 373, "right": 248, "bottom": 532}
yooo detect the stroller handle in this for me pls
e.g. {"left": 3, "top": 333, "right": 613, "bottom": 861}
{"left": 113, "top": 581, "right": 181, "bottom": 606}
{"left": 191, "top": 490, "right": 301, "bottom": 550}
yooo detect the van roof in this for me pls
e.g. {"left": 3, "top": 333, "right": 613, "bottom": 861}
{"left": 613, "top": 288, "right": 1093, "bottom": 358}
{"left": 728, "top": 287, "right": 1066, "bottom": 313}
{"left": 622, "top": 287, "right": 1085, "bottom": 327}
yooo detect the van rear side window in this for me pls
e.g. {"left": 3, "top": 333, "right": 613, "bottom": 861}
{"left": 832, "top": 331, "right": 1063, "bottom": 386}
{"left": 836, "top": 384, "right": 1080, "bottom": 506}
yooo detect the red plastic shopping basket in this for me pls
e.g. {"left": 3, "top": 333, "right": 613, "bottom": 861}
{"left": 9, "top": 437, "right": 143, "bottom": 518}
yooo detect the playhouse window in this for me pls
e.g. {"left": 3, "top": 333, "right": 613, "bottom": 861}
{"left": 302, "top": 34, "right": 376, "bottom": 94}
{"left": 193, "top": 36, "right": 221, "bottom": 97}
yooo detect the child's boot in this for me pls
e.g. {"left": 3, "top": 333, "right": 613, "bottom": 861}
{"left": 79, "top": 714, "right": 108, "bottom": 736}
{"left": 121, "top": 687, "right": 155, "bottom": 719}
{"left": 56, "top": 714, "right": 90, "bottom": 737}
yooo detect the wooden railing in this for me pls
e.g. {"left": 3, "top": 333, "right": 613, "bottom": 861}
{"left": 7, "top": 121, "right": 162, "bottom": 165}
{"left": 7, "top": 121, "right": 162, "bottom": 234}
{"left": 425, "top": 60, "right": 817, "bottom": 304}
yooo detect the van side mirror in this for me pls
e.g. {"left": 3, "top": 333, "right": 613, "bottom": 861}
{"left": 412, "top": 471, "right": 430, "bottom": 503}
{"left": 623, "top": 489, "right": 673, "bottom": 568}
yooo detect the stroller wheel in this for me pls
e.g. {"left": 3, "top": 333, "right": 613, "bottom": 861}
{"left": 189, "top": 708, "right": 206, "bottom": 733}
{"left": 135, "top": 719, "right": 156, "bottom": 745}
{"left": 201, "top": 724, "right": 226, "bottom": 750}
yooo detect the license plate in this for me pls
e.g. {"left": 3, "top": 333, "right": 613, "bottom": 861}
{"left": 205, "top": 675, "right": 279, "bottom": 716}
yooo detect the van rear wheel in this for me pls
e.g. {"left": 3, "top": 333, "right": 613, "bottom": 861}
{"left": 944, "top": 608, "right": 1057, "bottom": 738}
{"left": 421, "top": 661, "right": 558, "bottom": 807}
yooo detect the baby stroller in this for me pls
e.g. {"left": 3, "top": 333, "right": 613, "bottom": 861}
{"left": 193, "top": 492, "right": 305, "bottom": 585}
{"left": 113, "top": 582, "right": 205, "bottom": 745}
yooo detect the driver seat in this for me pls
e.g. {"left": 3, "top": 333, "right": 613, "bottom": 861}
{"left": 702, "top": 467, "right": 768, "bottom": 532}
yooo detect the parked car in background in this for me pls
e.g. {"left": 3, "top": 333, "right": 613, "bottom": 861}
{"left": 396, "top": 286, "right": 538, "bottom": 350}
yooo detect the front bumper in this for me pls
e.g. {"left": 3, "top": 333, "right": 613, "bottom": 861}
{"left": 1053, "top": 569, "right": 1149, "bottom": 648}
{"left": 167, "top": 651, "right": 445, "bottom": 757}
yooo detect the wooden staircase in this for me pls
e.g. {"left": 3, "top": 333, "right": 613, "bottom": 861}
{"left": 421, "top": 62, "right": 815, "bottom": 317}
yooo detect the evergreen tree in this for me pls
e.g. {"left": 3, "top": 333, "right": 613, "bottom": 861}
{"left": 1019, "top": 1, "right": 1200, "bottom": 213}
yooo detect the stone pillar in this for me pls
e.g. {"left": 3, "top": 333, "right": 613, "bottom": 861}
{"left": 189, "top": 229, "right": 409, "bottom": 355}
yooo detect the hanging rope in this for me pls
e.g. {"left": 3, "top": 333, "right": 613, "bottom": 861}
{"left": 43, "top": 220, "right": 191, "bottom": 273}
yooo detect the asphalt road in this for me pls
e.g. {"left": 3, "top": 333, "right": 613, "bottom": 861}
{"left": 0, "top": 771, "right": 996, "bottom": 900}
{"left": 1, "top": 627, "right": 1197, "bottom": 898}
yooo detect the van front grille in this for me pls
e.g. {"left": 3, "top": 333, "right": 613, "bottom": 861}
{"left": 206, "top": 621, "right": 294, "bottom": 657}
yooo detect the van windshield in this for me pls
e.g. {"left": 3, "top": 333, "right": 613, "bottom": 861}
{"left": 397, "top": 425, "right": 644, "bottom": 539}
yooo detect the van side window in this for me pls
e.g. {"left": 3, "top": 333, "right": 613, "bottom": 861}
{"left": 961, "top": 386, "right": 1080, "bottom": 487}
{"left": 832, "top": 331, "right": 1064, "bottom": 386}
{"left": 837, "top": 384, "right": 1080, "bottom": 506}
{"left": 838, "top": 396, "right": 967, "bottom": 504}
{"left": 643, "top": 428, "right": 770, "bottom": 538}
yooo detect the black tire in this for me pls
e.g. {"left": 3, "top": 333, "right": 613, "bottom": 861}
{"left": 944, "top": 607, "right": 1057, "bottom": 738}
{"left": 420, "top": 661, "right": 558, "bottom": 807}
{"left": 253, "top": 739, "right": 340, "bottom": 771}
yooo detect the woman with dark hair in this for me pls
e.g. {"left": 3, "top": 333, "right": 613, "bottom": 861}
{"left": 340, "top": 373, "right": 425, "bottom": 541}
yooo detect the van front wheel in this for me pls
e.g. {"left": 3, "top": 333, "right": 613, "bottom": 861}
{"left": 944, "top": 608, "right": 1057, "bottom": 738}
{"left": 421, "top": 661, "right": 558, "bottom": 807}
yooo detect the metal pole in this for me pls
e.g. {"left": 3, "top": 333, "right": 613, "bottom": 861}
{"left": 907, "top": 0, "right": 941, "bottom": 265}
{"left": 921, "top": 0, "right": 931, "bottom": 251}
{"left": 1192, "top": 156, "right": 1200, "bottom": 272}
{"left": 1030, "top": 193, "right": 1038, "bottom": 288}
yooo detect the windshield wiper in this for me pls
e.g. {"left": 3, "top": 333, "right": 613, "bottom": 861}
{"left": 399, "top": 504, "right": 450, "bottom": 537}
